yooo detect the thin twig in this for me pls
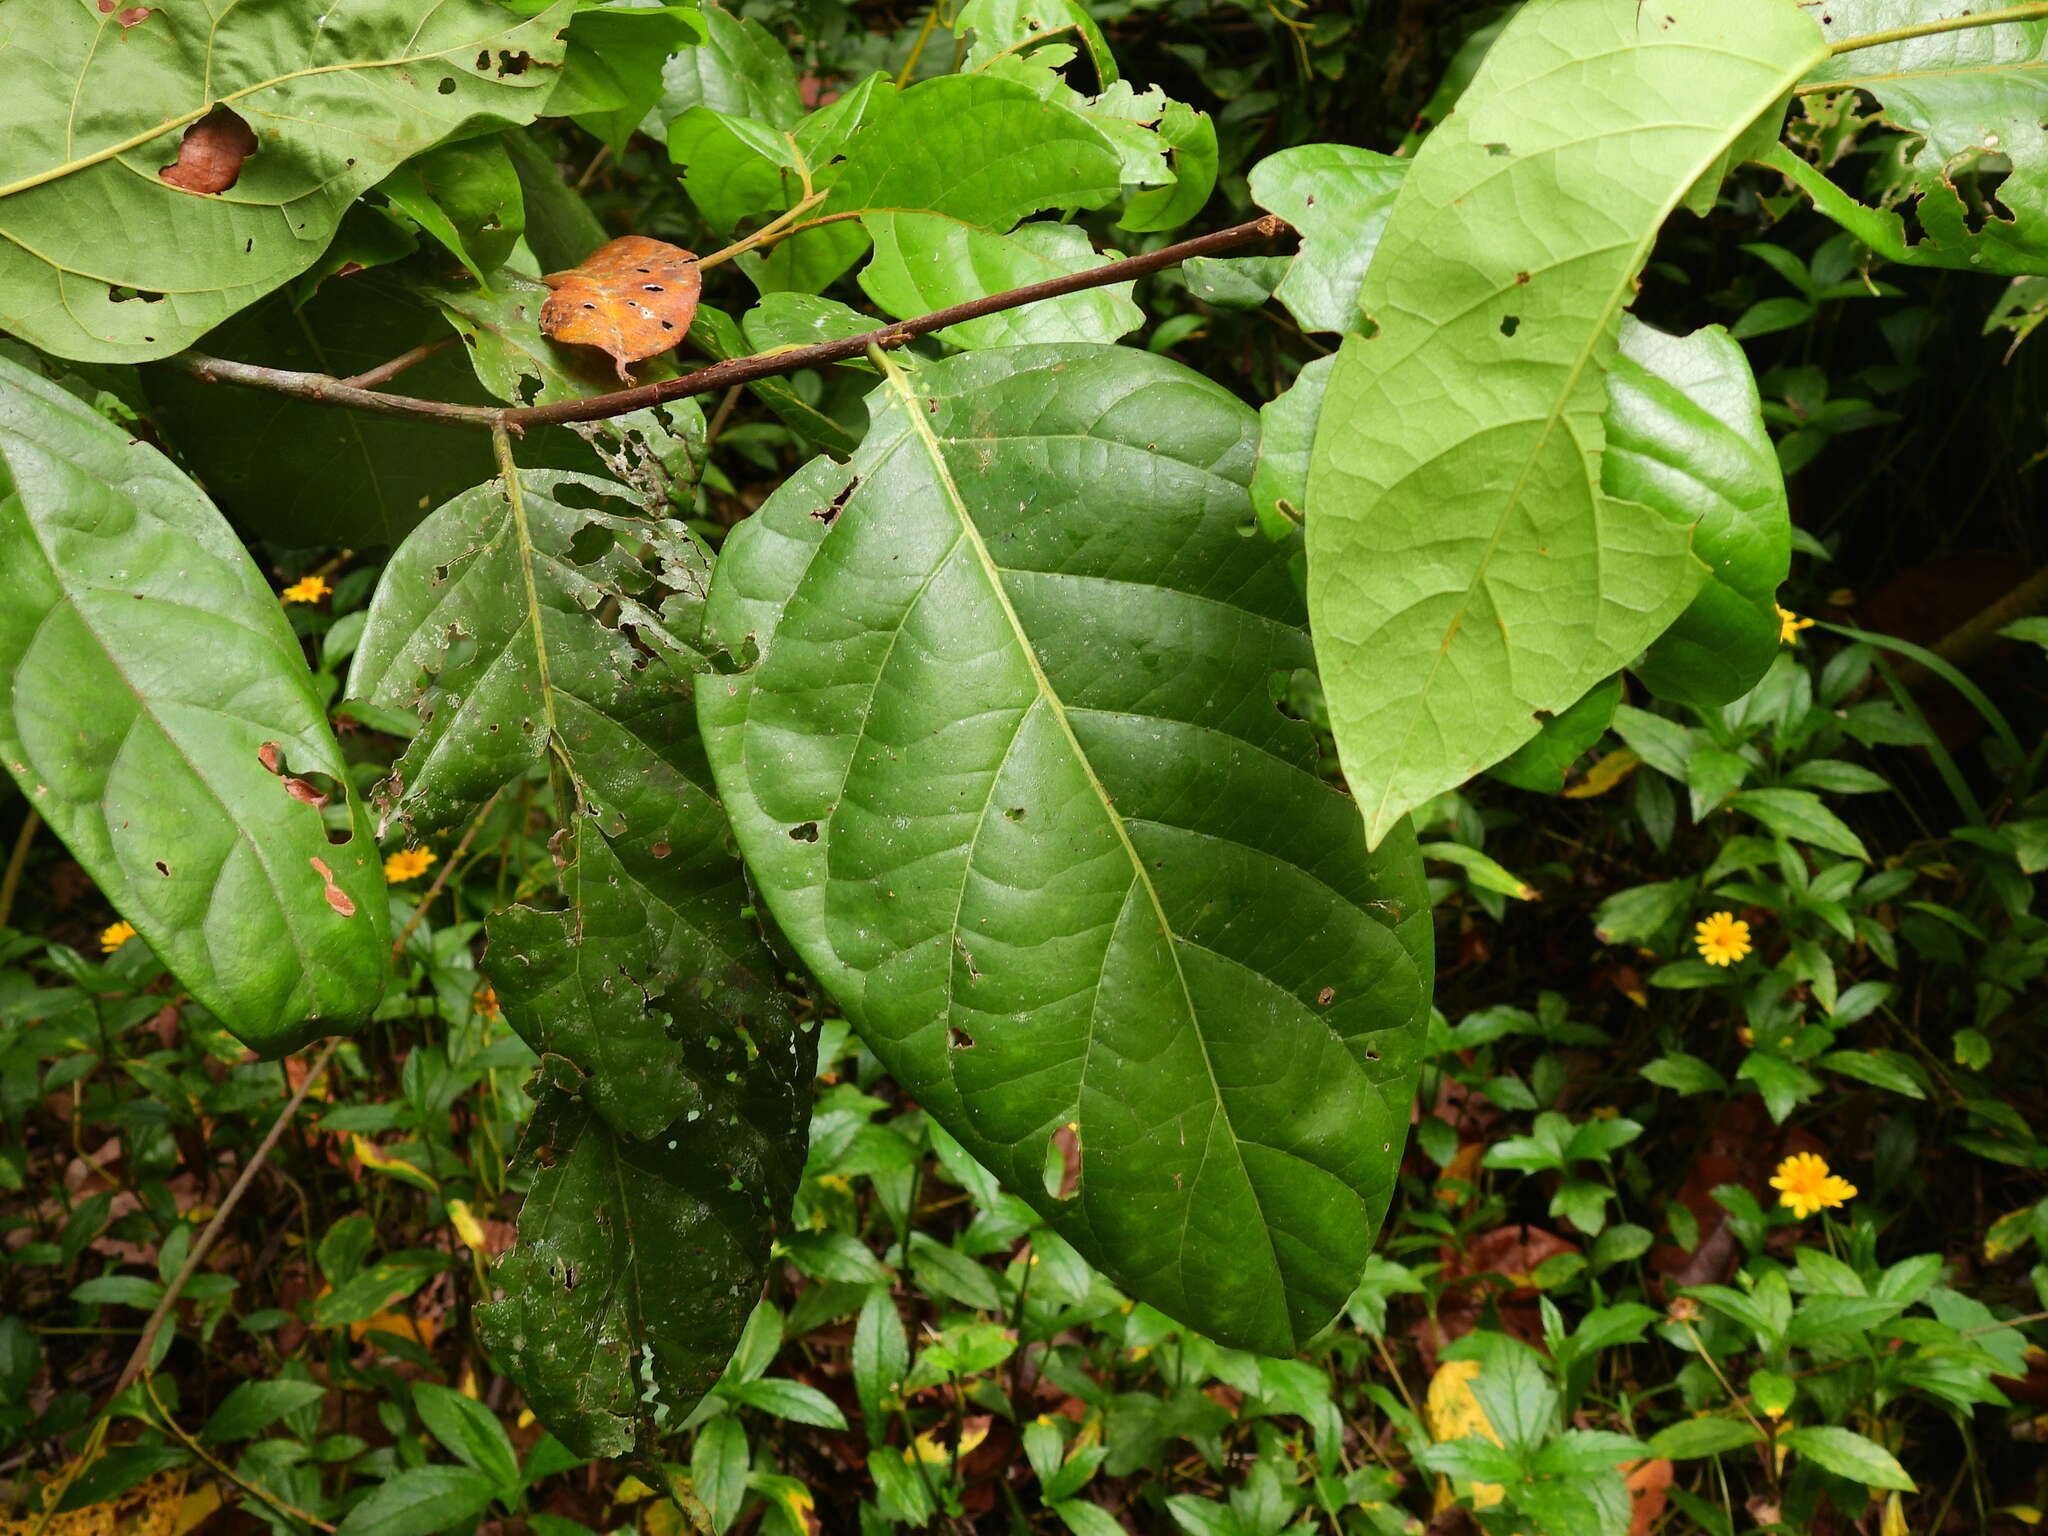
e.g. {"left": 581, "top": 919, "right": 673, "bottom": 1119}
{"left": 0, "top": 808, "right": 38, "bottom": 931}
{"left": 1826, "top": 1, "right": 2048, "bottom": 56}
{"left": 341, "top": 337, "right": 459, "bottom": 390}
{"left": 897, "top": 0, "right": 948, "bottom": 86}
{"left": 390, "top": 790, "right": 502, "bottom": 962}
{"left": 695, "top": 188, "right": 829, "bottom": 273}
{"left": 138, "top": 1372, "right": 338, "bottom": 1532}
{"left": 162, "top": 216, "right": 1295, "bottom": 435}
{"left": 105, "top": 1038, "right": 343, "bottom": 1405}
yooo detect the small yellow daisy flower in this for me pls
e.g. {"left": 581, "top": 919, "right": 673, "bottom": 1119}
{"left": 1776, "top": 604, "right": 1815, "bottom": 645}
{"left": 1695, "top": 910, "right": 1753, "bottom": 967}
{"left": 99, "top": 920, "right": 136, "bottom": 953}
{"left": 473, "top": 984, "right": 500, "bottom": 1021}
{"left": 281, "top": 574, "right": 333, "bottom": 605}
{"left": 1770, "top": 1151, "right": 1857, "bottom": 1220}
{"left": 383, "top": 846, "right": 435, "bottom": 883}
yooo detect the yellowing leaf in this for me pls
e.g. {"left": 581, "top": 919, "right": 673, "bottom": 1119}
{"left": 1425, "top": 1359, "right": 1506, "bottom": 1511}
{"left": 1564, "top": 749, "right": 1642, "bottom": 799}
{"left": 446, "top": 1199, "right": 489, "bottom": 1254}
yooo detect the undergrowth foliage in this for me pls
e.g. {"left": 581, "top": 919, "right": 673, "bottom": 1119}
{"left": 2, "top": 0, "right": 2048, "bottom": 1532}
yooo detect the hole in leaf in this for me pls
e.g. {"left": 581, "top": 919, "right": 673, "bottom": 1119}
{"left": 1318, "top": 987, "right": 1336, "bottom": 1005}
{"left": 1484, "top": 141, "right": 1511, "bottom": 157}
{"left": 159, "top": 106, "right": 258, "bottom": 194}
{"left": 565, "top": 523, "right": 615, "bottom": 566}
{"left": 1004, "top": 806, "right": 1027, "bottom": 822}
{"left": 437, "top": 76, "right": 457, "bottom": 94}
{"left": 1042, "top": 1123, "right": 1081, "bottom": 1202}
{"left": 1500, "top": 314, "right": 1521, "bottom": 337}
{"left": 948, "top": 1026, "right": 975, "bottom": 1049}
{"left": 154, "top": 861, "right": 171, "bottom": 878}
{"left": 788, "top": 821, "right": 819, "bottom": 843}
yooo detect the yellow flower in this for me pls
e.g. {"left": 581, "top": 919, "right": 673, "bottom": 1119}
{"left": 281, "top": 574, "right": 332, "bottom": 604}
{"left": 1695, "top": 911, "right": 1753, "bottom": 967}
{"left": 99, "top": 920, "right": 136, "bottom": 953}
{"left": 472, "top": 984, "right": 500, "bottom": 1021}
{"left": 383, "top": 846, "right": 435, "bottom": 883}
{"left": 1776, "top": 604, "right": 1815, "bottom": 645}
{"left": 1770, "top": 1152, "right": 1857, "bottom": 1220}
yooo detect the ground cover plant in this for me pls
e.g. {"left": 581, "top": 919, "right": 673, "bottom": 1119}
{"left": 1, "top": 0, "right": 2047, "bottom": 1531}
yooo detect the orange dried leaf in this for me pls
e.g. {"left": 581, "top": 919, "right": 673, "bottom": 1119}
{"left": 540, "top": 236, "right": 701, "bottom": 379}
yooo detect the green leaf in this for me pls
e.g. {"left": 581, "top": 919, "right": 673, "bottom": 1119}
{"left": 743, "top": 294, "right": 882, "bottom": 355}
{"left": 200, "top": 1380, "right": 328, "bottom": 1445}
{"left": 1248, "top": 145, "right": 1406, "bottom": 335}
{"left": 379, "top": 139, "right": 525, "bottom": 289}
{"left": 694, "top": 303, "right": 862, "bottom": 459}
{"left": 1412, "top": 1438, "right": 1524, "bottom": 1486}
{"left": 852, "top": 1287, "right": 908, "bottom": 1445}
{"left": 413, "top": 1383, "right": 521, "bottom": 1497}
{"left": 1249, "top": 356, "right": 1332, "bottom": 539}
{"left": 1818, "top": 1048, "right": 1927, "bottom": 1099}
{"left": 350, "top": 468, "right": 802, "bottom": 1135}
{"left": 909, "top": 1236, "right": 1004, "bottom": 1313}
{"left": 692, "top": 1415, "right": 751, "bottom": 1534}
{"left": 335, "top": 1465, "right": 499, "bottom": 1536}
{"left": 1728, "top": 788, "right": 1870, "bottom": 860}
{"left": 552, "top": 4, "right": 705, "bottom": 154}
{"left": 1305, "top": 0, "right": 1826, "bottom": 845}
{"left": 700, "top": 345, "right": 1431, "bottom": 1357}
{"left": 1780, "top": 1425, "right": 1917, "bottom": 1491}
{"left": 648, "top": 3, "right": 804, "bottom": 134}
{"left": 0, "top": 1, "right": 577, "bottom": 363}
{"left": 861, "top": 214, "right": 1142, "bottom": 348}
{"left": 0, "top": 355, "right": 386, "bottom": 1051}
{"left": 476, "top": 1048, "right": 811, "bottom": 1460}
{"left": 1489, "top": 676, "right": 1622, "bottom": 794}
{"left": 721, "top": 1378, "right": 850, "bottom": 1429}
{"left": 71, "top": 1275, "right": 167, "bottom": 1310}
{"left": 755, "top": 74, "right": 1125, "bottom": 295}
{"left": 1119, "top": 102, "right": 1218, "bottom": 234}
{"left": 1801, "top": 4, "right": 2048, "bottom": 273}
{"left": 1641, "top": 1052, "right": 1728, "bottom": 1096}
{"left": 1608, "top": 320, "right": 1790, "bottom": 708}
{"left": 1054, "top": 1498, "right": 1129, "bottom": 1536}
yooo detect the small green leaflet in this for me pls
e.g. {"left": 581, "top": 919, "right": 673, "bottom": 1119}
{"left": 1304, "top": 0, "right": 1827, "bottom": 846}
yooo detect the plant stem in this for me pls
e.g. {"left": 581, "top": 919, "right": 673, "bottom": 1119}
{"left": 340, "top": 337, "right": 459, "bottom": 390}
{"left": 390, "top": 789, "right": 501, "bottom": 962}
{"left": 106, "top": 1037, "right": 343, "bottom": 1405}
{"left": 896, "top": 0, "right": 948, "bottom": 87}
{"left": 1827, "top": 1, "right": 2048, "bottom": 56}
{"left": 163, "top": 216, "right": 1295, "bottom": 434}
{"left": 0, "top": 808, "right": 38, "bottom": 931}
{"left": 138, "top": 1372, "right": 339, "bottom": 1532}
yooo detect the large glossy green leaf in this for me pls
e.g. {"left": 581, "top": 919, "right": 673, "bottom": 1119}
{"left": 1305, "top": 0, "right": 1826, "bottom": 846}
{"left": 1799, "top": 3, "right": 2048, "bottom": 273}
{"left": 0, "top": 356, "right": 385, "bottom": 1051}
{"left": 0, "top": 0, "right": 577, "bottom": 364}
{"left": 646, "top": 2, "right": 804, "bottom": 135}
{"left": 1610, "top": 319, "right": 1789, "bottom": 707}
{"left": 699, "top": 345, "right": 1433, "bottom": 1356}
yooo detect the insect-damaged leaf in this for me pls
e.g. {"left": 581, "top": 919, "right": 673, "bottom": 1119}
{"left": 0, "top": 0, "right": 578, "bottom": 364}
{"left": 0, "top": 354, "right": 385, "bottom": 1052}
{"left": 352, "top": 468, "right": 813, "bottom": 1453}
{"left": 541, "top": 237, "right": 703, "bottom": 379}
{"left": 477, "top": 1041, "right": 811, "bottom": 1460}
{"left": 700, "top": 345, "right": 1432, "bottom": 1357}
{"left": 1304, "top": 0, "right": 1826, "bottom": 846}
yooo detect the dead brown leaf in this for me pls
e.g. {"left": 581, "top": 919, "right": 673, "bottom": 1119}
{"left": 540, "top": 236, "right": 701, "bottom": 379}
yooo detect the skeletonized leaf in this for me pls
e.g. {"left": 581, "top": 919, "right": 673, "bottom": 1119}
{"left": 1305, "top": 0, "right": 1827, "bottom": 846}
{"left": 0, "top": 355, "right": 385, "bottom": 1051}
{"left": 1799, "top": 4, "right": 2048, "bottom": 273}
{"left": 541, "top": 237, "right": 704, "bottom": 379}
{"left": 0, "top": 0, "right": 577, "bottom": 363}
{"left": 700, "top": 345, "right": 1432, "bottom": 1356}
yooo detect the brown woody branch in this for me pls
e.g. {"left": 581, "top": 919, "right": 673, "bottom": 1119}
{"left": 164, "top": 215, "right": 1294, "bottom": 433}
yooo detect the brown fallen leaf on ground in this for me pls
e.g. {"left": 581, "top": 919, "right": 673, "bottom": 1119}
{"left": 159, "top": 106, "right": 257, "bottom": 194}
{"left": 540, "top": 236, "right": 701, "bottom": 379}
